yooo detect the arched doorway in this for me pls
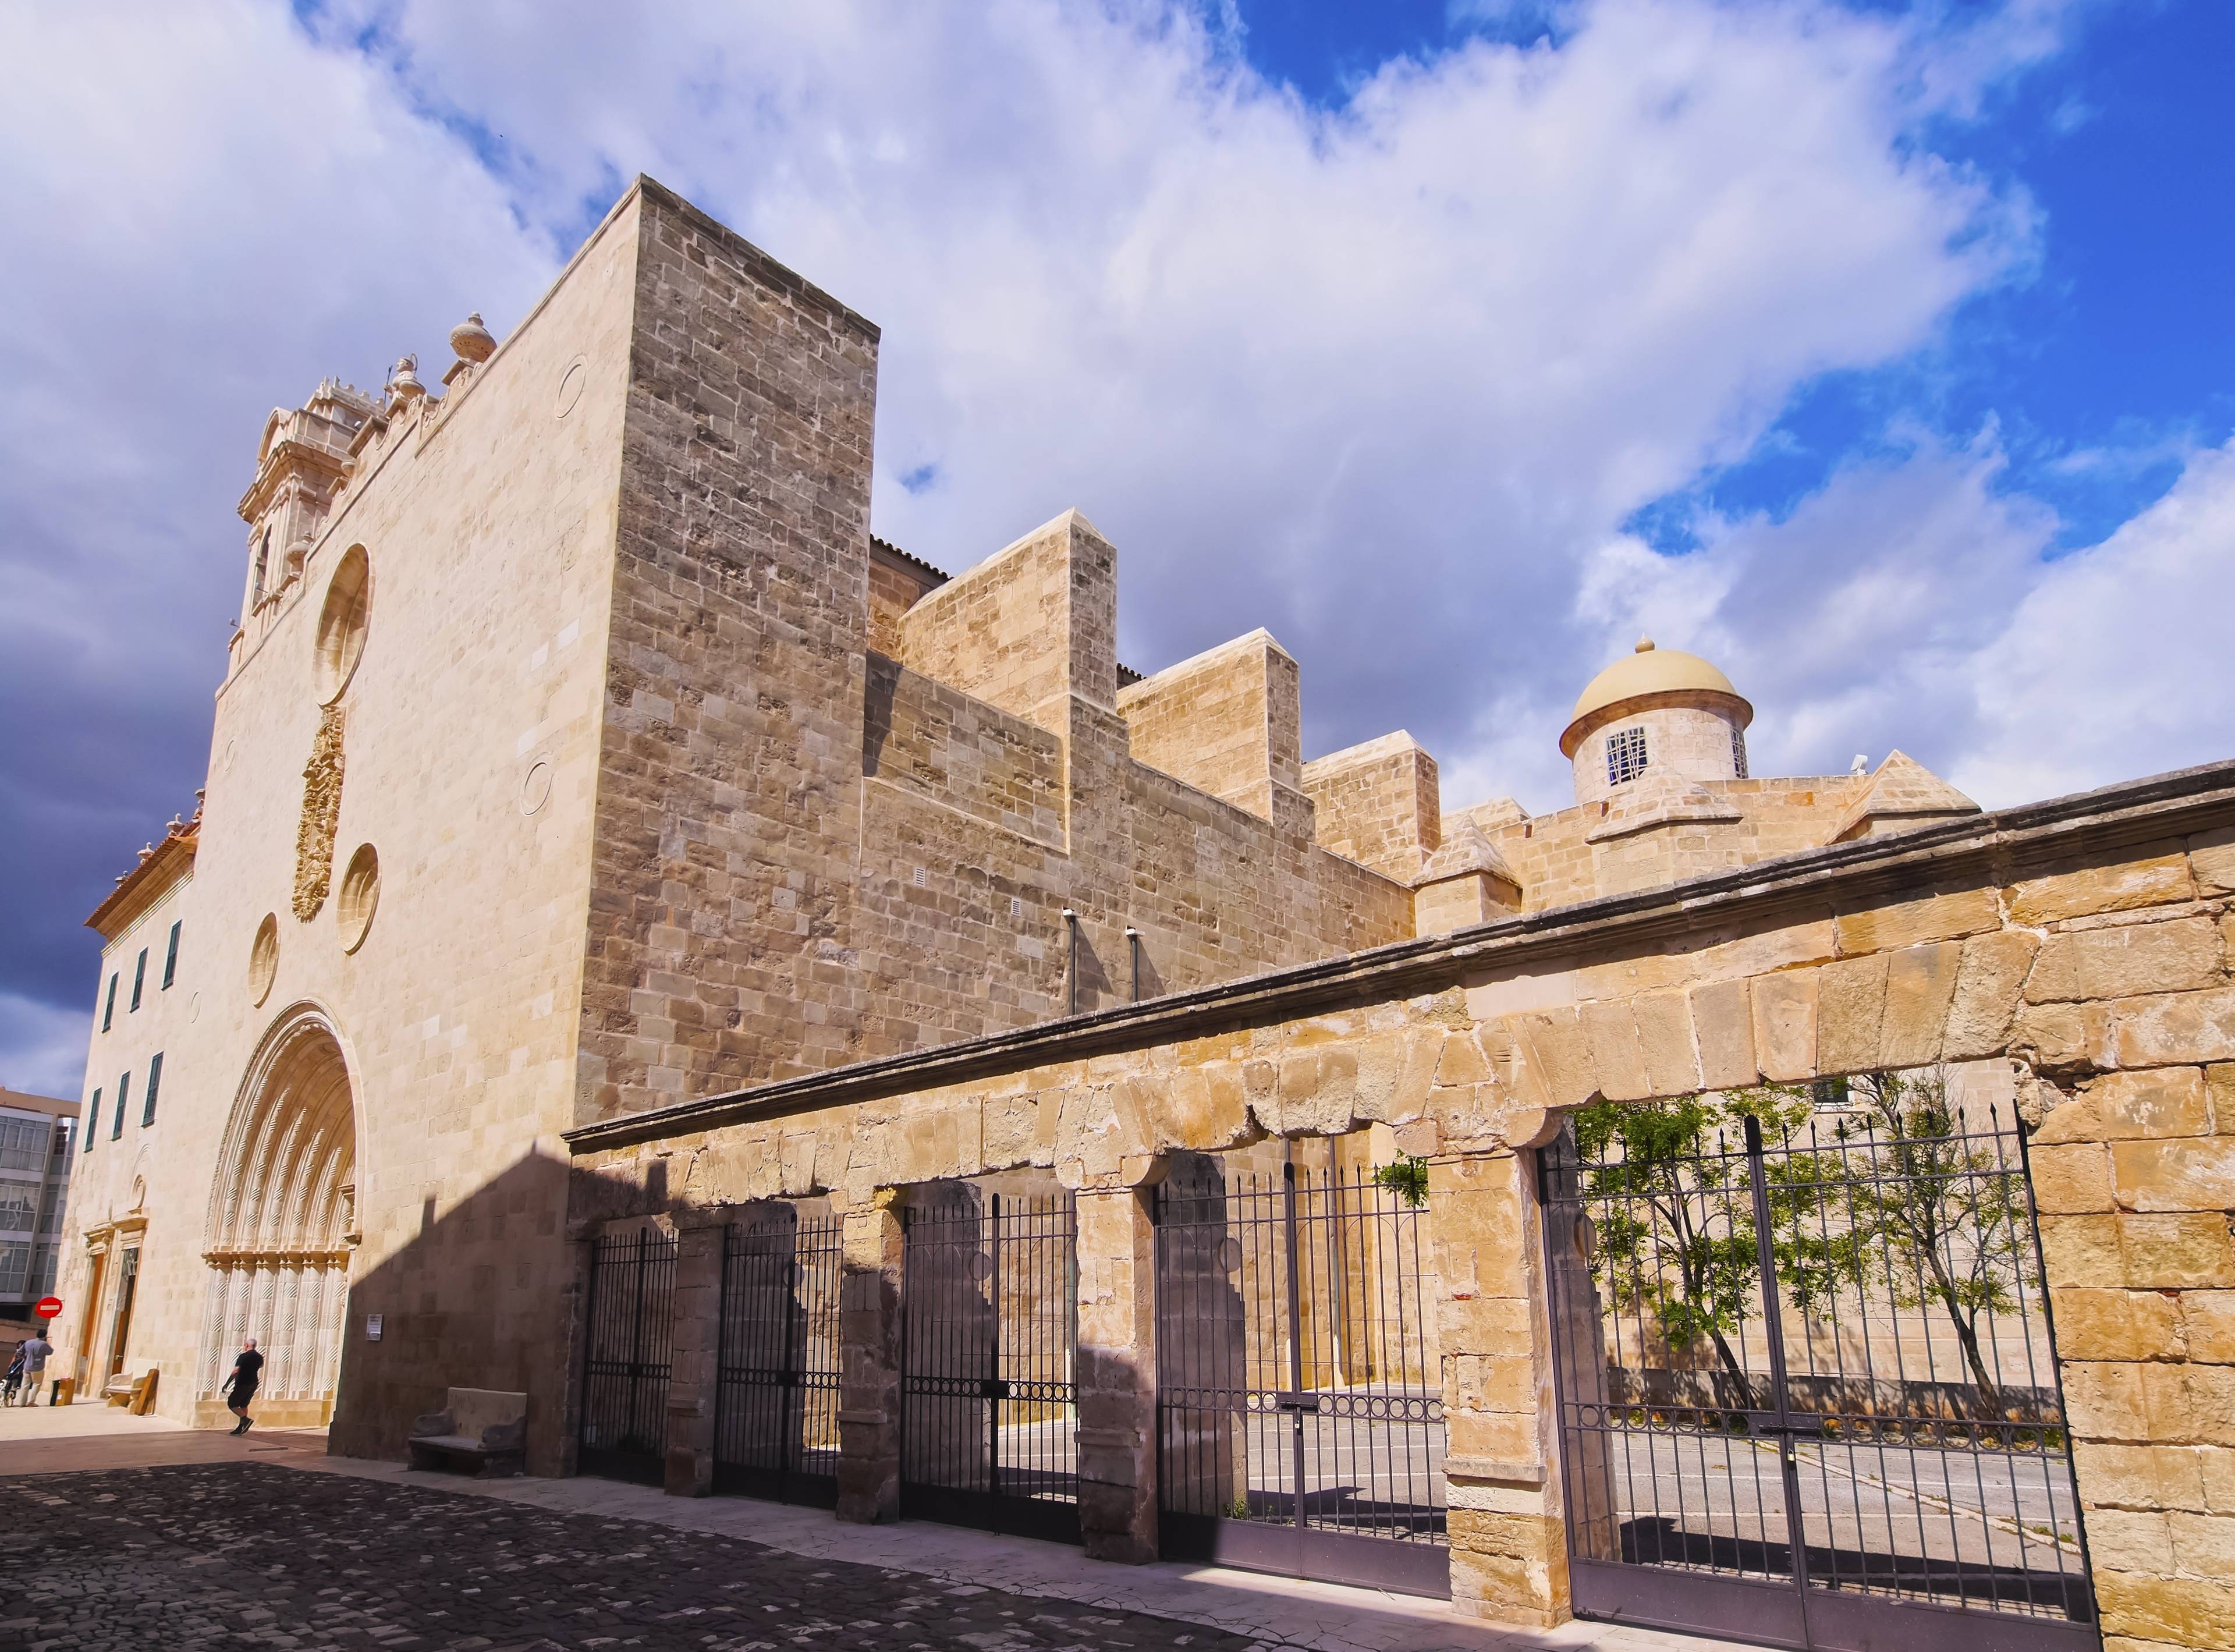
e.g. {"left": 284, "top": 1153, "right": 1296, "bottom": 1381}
{"left": 198, "top": 1005, "right": 359, "bottom": 1427}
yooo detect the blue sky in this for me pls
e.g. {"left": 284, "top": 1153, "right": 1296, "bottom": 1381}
{"left": 1, "top": 0, "right": 2232, "bottom": 1097}
{"left": 1246, "top": 0, "right": 2235, "bottom": 552}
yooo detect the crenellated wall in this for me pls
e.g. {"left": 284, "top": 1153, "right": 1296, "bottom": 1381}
{"left": 1117, "top": 630, "right": 1302, "bottom": 820}
{"left": 1303, "top": 731, "right": 1443, "bottom": 881}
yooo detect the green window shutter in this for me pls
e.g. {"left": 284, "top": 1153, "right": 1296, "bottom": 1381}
{"left": 163, "top": 921, "right": 182, "bottom": 989}
{"left": 143, "top": 1052, "right": 163, "bottom": 1127}
{"left": 102, "top": 973, "right": 117, "bottom": 1032}
{"left": 130, "top": 948, "right": 147, "bottom": 1011}
{"left": 113, "top": 1073, "right": 128, "bottom": 1141}
{"left": 86, "top": 1090, "right": 101, "bottom": 1147}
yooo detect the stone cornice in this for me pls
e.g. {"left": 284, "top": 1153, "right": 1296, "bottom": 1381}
{"left": 565, "top": 757, "right": 2235, "bottom": 1155}
{"left": 236, "top": 431, "right": 351, "bottom": 524}
{"left": 87, "top": 827, "right": 197, "bottom": 940}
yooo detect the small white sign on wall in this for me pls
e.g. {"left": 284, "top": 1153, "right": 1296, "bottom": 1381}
{"left": 365, "top": 1314, "right": 383, "bottom": 1342}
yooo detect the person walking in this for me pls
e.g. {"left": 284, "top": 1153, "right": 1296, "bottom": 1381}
{"left": 15, "top": 1331, "right": 52, "bottom": 1406}
{"left": 221, "top": 1337, "right": 263, "bottom": 1434}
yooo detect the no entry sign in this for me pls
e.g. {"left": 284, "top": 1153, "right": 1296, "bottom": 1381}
{"left": 33, "top": 1296, "right": 61, "bottom": 1319}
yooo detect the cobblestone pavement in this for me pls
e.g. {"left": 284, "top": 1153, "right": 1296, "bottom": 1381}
{"left": 0, "top": 1462, "right": 1266, "bottom": 1652}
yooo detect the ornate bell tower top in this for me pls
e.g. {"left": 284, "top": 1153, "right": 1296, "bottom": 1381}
{"left": 234, "top": 377, "right": 377, "bottom": 632}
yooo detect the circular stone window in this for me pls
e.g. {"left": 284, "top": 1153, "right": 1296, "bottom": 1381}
{"left": 248, "top": 914, "right": 279, "bottom": 1006}
{"left": 337, "top": 843, "right": 381, "bottom": 953}
{"left": 520, "top": 756, "right": 554, "bottom": 816}
{"left": 555, "top": 357, "right": 587, "bottom": 419}
{"left": 313, "top": 544, "right": 371, "bottom": 704}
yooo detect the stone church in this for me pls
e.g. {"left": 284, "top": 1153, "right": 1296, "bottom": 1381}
{"left": 53, "top": 177, "right": 2235, "bottom": 1649}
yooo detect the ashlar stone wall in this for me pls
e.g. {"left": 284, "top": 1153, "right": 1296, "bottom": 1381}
{"left": 567, "top": 763, "right": 2235, "bottom": 1647}
{"left": 1301, "top": 731, "right": 1442, "bottom": 882}
{"left": 1116, "top": 629, "right": 1302, "bottom": 820}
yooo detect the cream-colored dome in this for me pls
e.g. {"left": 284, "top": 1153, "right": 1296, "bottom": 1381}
{"left": 1560, "top": 637, "right": 1751, "bottom": 756}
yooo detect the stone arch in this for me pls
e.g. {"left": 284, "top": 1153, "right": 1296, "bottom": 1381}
{"left": 197, "top": 1002, "right": 360, "bottom": 1424}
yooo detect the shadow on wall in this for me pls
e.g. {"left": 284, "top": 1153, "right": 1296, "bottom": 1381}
{"left": 327, "top": 1148, "right": 645, "bottom": 1477}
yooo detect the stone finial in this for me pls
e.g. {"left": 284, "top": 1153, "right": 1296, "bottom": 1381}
{"left": 1635, "top": 636, "right": 1655, "bottom": 653}
{"left": 387, "top": 355, "right": 425, "bottom": 406}
{"left": 448, "top": 312, "right": 496, "bottom": 366}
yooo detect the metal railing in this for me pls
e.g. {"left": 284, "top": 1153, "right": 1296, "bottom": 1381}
{"left": 1154, "top": 1149, "right": 1447, "bottom": 1597}
{"left": 900, "top": 1187, "right": 1079, "bottom": 1540}
{"left": 1542, "top": 1092, "right": 2096, "bottom": 1652}
{"left": 714, "top": 1207, "right": 844, "bottom": 1506}
{"left": 578, "top": 1225, "right": 677, "bottom": 1484}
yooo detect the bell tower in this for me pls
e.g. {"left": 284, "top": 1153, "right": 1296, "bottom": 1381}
{"left": 234, "top": 377, "right": 378, "bottom": 628}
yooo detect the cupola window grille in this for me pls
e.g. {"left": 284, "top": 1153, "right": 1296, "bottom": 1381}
{"left": 1606, "top": 725, "right": 1649, "bottom": 786}
{"left": 1731, "top": 726, "right": 1749, "bottom": 779}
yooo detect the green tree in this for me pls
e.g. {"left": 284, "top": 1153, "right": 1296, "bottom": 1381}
{"left": 1573, "top": 1086, "right": 1815, "bottom": 1413}
{"left": 1836, "top": 1066, "right": 2030, "bottom": 1415}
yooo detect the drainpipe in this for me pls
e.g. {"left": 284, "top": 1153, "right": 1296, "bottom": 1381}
{"left": 1062, "top": 909, "right": 1079, "bottom": 1016}
{"left": 1125, "top": 927, "right": 1141, "bottom": 1003}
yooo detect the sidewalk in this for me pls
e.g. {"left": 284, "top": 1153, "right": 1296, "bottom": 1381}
{"left": 0, "top": 1394, "right": 330, "bottom": 1474}
{"left": 1, "top": 1399, "right": 1729, "bottom": 1652}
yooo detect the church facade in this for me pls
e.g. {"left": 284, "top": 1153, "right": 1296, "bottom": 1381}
{"left": 51, "top": 178, "right": 2235, "bottom": 1648}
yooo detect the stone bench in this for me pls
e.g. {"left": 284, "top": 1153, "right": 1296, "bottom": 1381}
{"left": 407, "top": 1387, "right": 528, "bottom": 1477}
{"left": 103, "top": 1369, "right": 157, "bottom": 1413}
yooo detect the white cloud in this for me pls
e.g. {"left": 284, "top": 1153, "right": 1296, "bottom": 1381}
{"left": 315, "top": 0, "right": 2039, "bottom": 804}
{"left": 1961, "top": 437, "right": 2235, "bottom": 805}
{"left": 0, "top": 0, "right": 555, "bottom": 1089}
{"left": 12, "top": 0, "right": 2220, "bottom": 1090}
{"left": 1570, "top": 429, "right": 2235, "bottom": 810}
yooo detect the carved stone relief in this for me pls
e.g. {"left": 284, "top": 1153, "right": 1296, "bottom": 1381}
{"left": 292, "top": 704, "right": 345, "bottom": 920}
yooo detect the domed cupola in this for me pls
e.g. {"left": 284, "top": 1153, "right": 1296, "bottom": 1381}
{"left": 1560, "top": 637, "right": 1754, "bottom": 809}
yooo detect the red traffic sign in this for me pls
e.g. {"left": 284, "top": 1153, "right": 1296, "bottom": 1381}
{"left": 33, "top": 1296, "right": 61, "bottom": 1319}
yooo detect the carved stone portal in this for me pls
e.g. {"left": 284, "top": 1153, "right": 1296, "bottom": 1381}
{"left": 292, "top": 704, "right": 345, "bottom": 920}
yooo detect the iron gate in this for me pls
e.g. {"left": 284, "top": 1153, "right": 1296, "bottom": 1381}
{"left": 578, "top": 1225, "right": 677, "bottom": 1484}
{"left": 714, "top": 1207, "right": 844, "bottom": 1507}
{"left": 1154, "top": 1149, "right": 1449, "bottom": 1598}
{"left": 900, "top": 1187, "right": 1080, "bottom": 1541}
{"left": 1541, "top": 1093, "right": 2097, "bottom": 1652}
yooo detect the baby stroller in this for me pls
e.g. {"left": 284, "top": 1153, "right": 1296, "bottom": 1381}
{"left": 1, "top": 1346, "right": 23, "bottom": 1405}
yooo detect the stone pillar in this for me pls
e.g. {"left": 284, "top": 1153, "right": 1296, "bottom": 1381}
{"left": 836, "top": 1191, "right": 904, "bottom": 1523}
{"left": 664, "top": 1208, "right": 727, "bottom": 1498}
{"left": 1541, "top": 1162, "right": 1616, "bottom": 1563}
{"left": 556, "top": 1220, "right": 599, "bottom": 1478}
{"left": 2035, "top": 1061, "right": 2235, "bottom": 1651}
{"left": 1074, "top": 1180, "right": 1159, "bottom": 1563}
{"left": 1431, "top": 1146, "right": 1567, "bottom": 1629}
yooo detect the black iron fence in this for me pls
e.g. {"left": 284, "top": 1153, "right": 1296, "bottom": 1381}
{"left": 1541, "top": 1091, "right": 2096, "bottom": 1652}
{"left": 1154, "top": 1149, "right": 1448, "bottom": 1598}
{"left": 714, "top": 1206, "right": 844, "bottom": 1506}
{"left": 900, "top": 1186, "right": 1080, "bottom": 1540}
{"left": 578, "top": 1225, "right": 677, "bottom": 1484}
